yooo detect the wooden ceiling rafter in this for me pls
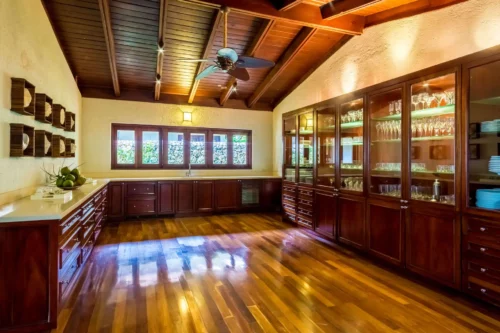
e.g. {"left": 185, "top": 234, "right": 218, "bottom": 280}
{"left": 247, "top": 26, "right": 317, "bottom": 108}
{"left": 188, "top": 9, "right": 225, "bottom": 104}
{"left": 220, "top": 19, "right": 276, "bottom": 106}
{"left": 275, "top": 0, "right": 304, "bottom": 11}
{"left": 97, "top": 0, "right": 120, "bottom": 97}
{"left": 155, "top": 0, "right": 169, "bottom": 101}
{"left": 178, "top": 0, "right": 365, "bottom": 35}
{"left": 321, "top": 0, "right": 382, "bottom": 20}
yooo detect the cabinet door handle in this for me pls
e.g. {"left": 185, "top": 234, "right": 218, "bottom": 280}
{"left": 401, "top": 206, "right": 408, "bottom": 209}
{"left": 480, "top": 268, "right": 487, "bottom": 273}
{"left": 481, "top": 288, "right": 487, "bottom": 293}
{"left": 400, "top": 200, "right": 408, "bottom": 204}
{"left": 480, "top": 227, "right": 486, "bottom": 232}
{"left": 480, "top": 247, "right": 486, "bottom": 252}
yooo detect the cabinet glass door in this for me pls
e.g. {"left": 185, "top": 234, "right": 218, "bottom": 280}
{"left": 317, "top": 107, "right": 336, "bottom": 188}
{"left": 410, "top": 73, "right": 456, "bottom": 205}
{"left": 468, "top": 59, "right": 500, "bottom": 210}
{"left": 298, "top": 112, "right": 314, "bottom": 184}
{"left": 369, "top": 88, "right": 403, "bottom": 197}
{"left": 283, "top": 117, "right": 297, "bottom": 182}
{"left": 340, "top": 98, "right": 364, "bottom": 192}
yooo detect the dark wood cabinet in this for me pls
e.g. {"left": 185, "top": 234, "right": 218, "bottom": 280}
{"left": 367, "top": 198, "right": 404, "bottom": 266}
{"left": 261, "top": 179, "right": 282, "bottom": 210}
{"left": 158, "top": 181, "right": 175, "bottom": 214}
{"left": 314, "top": 190, "right": 337, "bottom": 238}
{"left": 108, "top": 182, "right": 125, "bottom": 221}
{"left": 215, "top": 180, "right": 241, "bottom": 211}
{"left": 195, "top": 180, "right": 214, "bottom": 213}
{"left": 338, "top": 195, "right": 365, "bottom": 249}
{"left": 406, "top": 204, "right": 460, "bottom": 288}
{"left": 176, "top": 181, "right": 195, "bottom": 214}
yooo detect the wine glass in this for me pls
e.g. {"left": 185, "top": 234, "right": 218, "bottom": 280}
{"left": 411, "top": 95, "right": 420, "bottom": 111}
{"left": 389, "top": 102, "right": 394, "bottom": 115}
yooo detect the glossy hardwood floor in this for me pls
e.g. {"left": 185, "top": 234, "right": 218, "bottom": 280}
{"left": 54, "top": 214, "right": 500, "bottom": 333}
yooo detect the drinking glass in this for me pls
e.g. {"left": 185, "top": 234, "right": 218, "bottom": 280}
{"left": 411, "top": 95, "right": 420, "bottom": 111}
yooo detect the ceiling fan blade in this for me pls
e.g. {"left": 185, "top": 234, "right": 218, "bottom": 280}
{"left": 196, "top": 65, "right": 219, "bottom": 80}
{"left": 236, "top": 56, "right": 275, "bottom": 68}
{"left": 218, "top": 48, "right": 239, "bottom": 63}
{"left": 227, "top": 67, "right": 250, "bottom": 81}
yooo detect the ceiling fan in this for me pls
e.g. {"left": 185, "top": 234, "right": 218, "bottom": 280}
{"left": 179, "top": 6, "right": 275, "bottom": 82}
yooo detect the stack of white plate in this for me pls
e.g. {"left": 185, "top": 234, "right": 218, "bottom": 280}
{"left": 488, "top": 156, "right": 500, "bottom": 175}
{"left": 481, "top": 120, "right": 500, "bottom": 133}
{"left": 476, "top": 189, "right": 500, "bottom": 209}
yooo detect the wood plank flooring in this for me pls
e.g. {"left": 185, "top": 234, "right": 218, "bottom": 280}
{"left": 53, "top": 213, "right": 500, "bottom": 333}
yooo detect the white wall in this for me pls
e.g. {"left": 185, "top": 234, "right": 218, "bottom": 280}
{"left": 273, "top": 0, "right": 500, "bottom": 174}
{"left": 81, "top": 98, "right": 275, "bottom": 178}
{"left": 0, "top": 0, "right": 81, "bottom": 205}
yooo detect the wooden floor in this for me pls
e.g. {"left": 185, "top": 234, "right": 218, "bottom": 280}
{"left": 54, "top": 213, "right": 500, "bottom": 333}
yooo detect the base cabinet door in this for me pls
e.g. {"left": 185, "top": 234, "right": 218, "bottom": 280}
{"left": 215, "top": 180, "right": 241, "bottom": 211}
{"left": 158, "top": 181, "right": 175, "bottom": 214}
{"left": 406, "top": 205, "right": 460, "bottom": 288}
{"left": 314, "top": 190, "right": 337, "bottom": 238}
{"left": 176, "top": 181, "right": 195, "bottom": 214}
{"left": 261, "top": 179, "right": 282, "bottom": 210}
{"left": 108, "top": 182, "right": 125, "bottom": 220}
{"left": 195, "top": 180, "right": 214, "bottom": 213}
{"left": 367, "top": 199, "right": 404, "bottom": 266}
{"left": 338, "top": 195, "right": 365, "bottom": 249}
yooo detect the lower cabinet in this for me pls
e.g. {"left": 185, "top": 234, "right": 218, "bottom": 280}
{"left": 338, "top": 194, "right": 366, "bottom": 249}
{"left": 314, "top": 189, "right": 337, "bottom": 238}
{"left": 176, "top": 181, "right": 195, "bottom": 214}
{"left": 195, "top": 180, "right": 214, "bottom": 213}
{"left": 215, "top": 180, "right": 241, "bottom": 211}
{"left": 406, "top": 204, "right": 460, "bottom": 288}
{"left": 158, "top": 181, "right": 175, "bottom": 214}
{"left": 261, "top": 179, "right": 282, "bottom": 210}
{"left": 367, "top": 198, "right": 404, "bottom": 266}
{"left": 107, "top": 182, "right": 125, "bottom": 221}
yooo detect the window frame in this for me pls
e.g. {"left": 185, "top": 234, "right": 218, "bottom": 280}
{"left": 111, "top": 124, "right": 252, "bottom": 170}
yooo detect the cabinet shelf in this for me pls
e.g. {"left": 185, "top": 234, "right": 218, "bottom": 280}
{"left": 10, "top": 124, "right": 34, "bottom": 157}
{"left": 372, "top": 135, "right": 454, "bottom": 143}
{"left": 11, "top": 78, "right": 35, "bottom": 116}
{"left": 340, "top": 121, "right": 363, "bottom": 129}
{"left": 372, "top": 105, "right": 455, "bottom": 121}
{"left": 341, "top": 142, "right": 363, "bottom": 146}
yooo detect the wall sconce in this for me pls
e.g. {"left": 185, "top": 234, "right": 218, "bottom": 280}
{"left": 306, "top": 118, "right": 313, "bottom": 129}
{"left": 183, "top": 112, "right": 192, "bottom": 122}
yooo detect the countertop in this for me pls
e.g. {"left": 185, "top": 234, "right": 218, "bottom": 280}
{"left": 0, "top": 180, "right": 109, "bottom": 223}
{"left": 103, "top": 175, "right": 281, "bottom": 181}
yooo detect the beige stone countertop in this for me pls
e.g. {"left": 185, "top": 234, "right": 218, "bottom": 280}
{"left": 103, "top": 175, "right": 282, "bottom": 181}
{"left": 0, "top": 180, "right": 109, "bottom": 224}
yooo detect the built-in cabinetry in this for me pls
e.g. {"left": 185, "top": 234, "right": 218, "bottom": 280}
{"left": 0, "top": 185, "right": 108, "bottom": 332}
{"left": 108, "top": 178, "right": 282, "bottom": 221}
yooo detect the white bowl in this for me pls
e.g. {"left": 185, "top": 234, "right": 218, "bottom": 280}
{"left": 70, "top": 143, "right": 76, "bottom": 154}
{"left": 60, "top": 139, "right": 65, "bottom": 153}
{"left": 60, "top": 109, "right": 65, "bottom": 125}
{"left": 23, "top": 88, "right": 32, "bottom": 107}
{"left": 45, "top": 102, "right": 52, "bottom": 118}
{"left": 70, "top": 117, "right": 75, "bottom": 129}
{"left": 44, "top": 136, "right": 51, "bottom": 155}
{"left": 22, "top": 133, "right": 29, "bottom": 151}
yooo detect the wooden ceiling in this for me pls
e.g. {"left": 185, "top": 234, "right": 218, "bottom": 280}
{"left": 42, "top": 0, "right": 466, "bottom": 111}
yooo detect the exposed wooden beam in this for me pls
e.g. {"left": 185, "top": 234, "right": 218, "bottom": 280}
{"left": 273, "top": 34, "right": 352, "bottom": 107}
{"left": 365, "top": 0, "right": 467, "bottom": 27}
{"left": 188, "top": 10, "right": 224, "bottom": 104}
{"left": 220, "top": 19, "right": 276, "bottom": 106}
{"left": 98, "top": 0, "right": 120, "bottom": 97}
{"left": 274, "top": 0, "right": 304, "bottom": 11}
{"left": 179, "top": 0, "right": 365, "bottom": 35}
{"left": 321, "top": 0, "right": 382, "bottom": 20}
{"left": 155, "top": 0, "right": 169, "bottom": 101}
{"left": 247, "top": 27, "right": 317, "bottom": 108}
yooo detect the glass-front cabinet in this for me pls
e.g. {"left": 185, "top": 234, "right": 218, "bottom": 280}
{"left": 316, "top": 107, "right": 336, "bottom": 188}
{"left": 368, "top": 87, "right": 403, "bottom": 198}
{"left": 283, "top": 117, "right": 297, "bottom": 182}
{"left": 298, "top": 112, "right": 314, "bottom": 184}
{"left": 340, "top": 98, "right": 364, "bottom": 193}
{"left": 409, "top": 73, "right": 456, "bottom": 205}
{"left": 466, "top": 58, "right": 500, "bottom": 212}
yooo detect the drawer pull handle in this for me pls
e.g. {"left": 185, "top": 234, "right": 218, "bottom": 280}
{"left": 480, "top": 247, "right": 486, "bottom": 252}
{"left": 73, "top": 237, "right": 79, "bottom": 242}
{"left": 480, "top": 227, "right": 486, "bottom": 232}
{"left": 480, "top": 268, "right": 487, "bottom": 273}
{"left": 481, "top": 288, "right": 486, "bottom": 293}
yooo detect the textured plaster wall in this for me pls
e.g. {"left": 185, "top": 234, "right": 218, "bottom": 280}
{"left": 273, "top": 0, "right": 500, "bottom": 174}
{"left": 0, "top": 0, "right": 81, "bottom": 204}
{"left": 81, "top": 98, "right": 275, "bottom": 178}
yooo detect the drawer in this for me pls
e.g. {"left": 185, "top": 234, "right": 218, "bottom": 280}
{"left": 283, "top": 202, "right": 296, "bottom": 214}
{"left": 59, "top": 253, "right": 80, "bottom": 300}
{"left": 127, "top": 199, "right": 156, "bottom": 215}
{"left": 283, "top": 211, "right": 296, "bottom": 223}
{"left": 298, "top": 188, "right": 313, "bottom": 200}
{"left": 298, "top": 197, "right": 313, "bottom": 209}
{"left": 283, "top": 185, "right": 296, "bottom": 196}
{"left": 468, "top": 261, "right": 500, "bottom": 283}
{"left": 467, "top": 242, "right": 500, "bottom": 260}
{"left": 60, "top": 209, "right": 81, "bottom": 238}
{"left": 297, "top": 208, "right": 313, "bottom": 219}
{"left": 297, "top": 216, "right": 313, "bottom": 228}
{"left": 467, "top": 278, "right": 500, "bottom": 304}
{"left": 127, "top": 183, "right": 156, "bottom": 196}
{"left": 59, "top": 227, "right": 81, "bottom": 269}
{"left": 282, "top": 194, "right": 296, "bottom": 205}
{"left": 467, "top": 217, "right": 500, "bottom": 238}
{"left": 81, "top": 199, "right": 94, "bottom": 216}
{"left": 81, "top": 231, "right": 95, "bottom": 263}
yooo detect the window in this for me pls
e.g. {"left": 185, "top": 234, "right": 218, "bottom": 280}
{"left": 112, "top": 124, "right": 251, "bottom": 169}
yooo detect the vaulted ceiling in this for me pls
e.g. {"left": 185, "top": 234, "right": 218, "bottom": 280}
{"left": 42, "top": 0, "right": 466, "bottom": 111}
